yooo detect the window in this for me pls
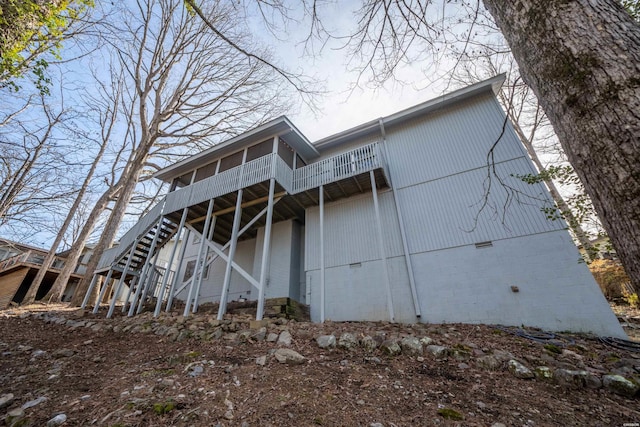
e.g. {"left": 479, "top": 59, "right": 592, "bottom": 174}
{"left": 246, "top": 139, "right": 273, "bottom": 161}
{"left": 218, "top": 151, "right": 244, "bottom": 172}
{"left": 183, "top": 259, "right": 209, "bottom": 281}
{"left": 194, "top": 161, "right": 218, "bottom": 182}
{"left": 278, "top": 139, "right": 294, "bottom": 167}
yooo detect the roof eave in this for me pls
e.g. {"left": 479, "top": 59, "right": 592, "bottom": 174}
{"left": 313, "top": 73, "right": 506, "bottom": 150}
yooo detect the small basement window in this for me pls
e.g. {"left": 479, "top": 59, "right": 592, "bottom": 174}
{"left": 475, "top": 241, "right": 493, "bottom": 249}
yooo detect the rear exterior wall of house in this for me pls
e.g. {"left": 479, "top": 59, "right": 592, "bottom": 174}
{"left": 303, "top": 92, "right": 624, "bottom": 337}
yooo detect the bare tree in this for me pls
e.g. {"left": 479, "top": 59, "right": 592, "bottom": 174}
{"left": 0, "top": 93, "right": 79, "bottom": 232}
{"left": 21, "top": 70, "right": 124, "bottom": 305}
{"left": 68, "top": 0, "right": 295, "bottom": 305}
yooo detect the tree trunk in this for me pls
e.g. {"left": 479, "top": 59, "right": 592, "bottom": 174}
{"left": 22, "top": 141, "right": 108, "bottom": 305}
{"left": 483, "top": 0, "right": 640, "bottom": 290}
{"left": 46, "top": 186, "right": 119, "bottom": 304}
{"left": 69, "top": 163, "right": 142, "bottom": 306}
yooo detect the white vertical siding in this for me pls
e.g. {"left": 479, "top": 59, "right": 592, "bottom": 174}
{"left": 386, "top": 93, "right": 528, "bottom": 189}
{"left": 305, "top": 191, "right": 404, "bottom": 271}
{"left": 176, "top": 238, "right": 256, "bottom": 304}
{"left": 253, "top": 220, "right": 296, "bottom": 299}
{"left": 397, "top": 157, "right": 564, "bottom": 254}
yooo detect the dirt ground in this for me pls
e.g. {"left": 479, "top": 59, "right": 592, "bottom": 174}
{"left": 1, "top": 303, "right": 639, "bottom": 427}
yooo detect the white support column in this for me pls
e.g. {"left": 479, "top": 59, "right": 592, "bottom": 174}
{"left": 378, "top": 120, "right": 421, "bottom": 317}
{"left": 154, "top": 208, "right": 189, "bottom": 317}
{"left": 92, "top": 268, "right": 114, "bottom": 314}
{"left": 370, "top": 171, "right": 395, "bottom": 322}
{"left": 136, "top": 252, "right": 159, "bottom": 314}
{"left": 129, "top": 216, "right": 165, "bottom": 317}
{"left": 319, "top": 185, "right": 325, "bottom": 323}
{"left": 81, "top": 274, "right": 100, "bottom": 309}
{"left": 184, "top": 198, "right": 214, "bottom": 317}
{"left": 193, "top": 216, "right": 216, "bottom": 313}
{"left": 166, "top": 228, "right": 191, "bottom": 312}
{"left": 217, "top": 189, "right": 243, "bottom": 320}
{"left": 256, "top": 178, "right": 276, "bottom": 320}
{"left": 107, "top": 241, "right": 138, "bottom": 318}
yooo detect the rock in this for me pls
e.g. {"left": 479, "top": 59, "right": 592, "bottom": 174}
{"left": 277, "top": 330, "right": 292, "bottom": 346}
{"left": 492, "top": 350, "right": 515, "bottom": 363}
{"left": 491, "top": 424, "right": 507, "bottom": 427}
{"left": 534, "top": 366, "right": 554, "bottom": 381}
{"left": 6, "top": 407, "right": 25, "bottom": 425}
{"left": 426, "top": 345, "right": 448, "bottom": 359}
{"left": 602, "top": 374, "right": 640, "bottom": 397}
{"left": 53, "top": 348, "right": 75, "bottom": 358}
{"left": 266, "top": 333, "right": 279, "bottom": 342}
{"left": 187, "top": 365, "right": 204, "bottom": 377}
{"left": 370, "top": 423, "right": 385, "bottom": 427}
{"left": 22, "top": 396, "right": 48, "bottom": 409}
{"left": 380, "top": 340, "right": 401, "bottom": 356}
{"left": 420, "top": 336, "right": 434, "bottom": 346}
{"left": 256, "top": 355, "right": 267, "bottom": 366}
{"left": 508, "top": 360, "right": 534, "bottom": 379}
{"left": 31, "top": 349, "right": 47, "bottom": 359}
{"left": 166, "top": 327, "right": 180, "bottom": 341}
{"left": 160, "top": 378, "right": 175, "bottom": 387}
{"left": 399, "top": 337, "right": 423, "bottom": 356}
{"left": 0, "top": 393, "right": 14, "bottom": 409}
{"left": 274, "top": 348, "right": 306, "bottom": 365}
{"left": 554, "top": 369, "right": 601, "bottom": 389}
{"left": 476, "top": 355, "right": 501, "bottom": 371}
{"left": 360, "top": 336, "right": 378, "bottom": 352}
{"left": 316, "top": 335, "right": 336, "bottom": 349}
{"left": 238, "top": 330, "right": 253, "bottom": 342}
{"left": 252, "top": 327, "right": 267, "bottom": 341}
{"left": 46, "top": 413, "right": 67, "bottom": 426}
{"left": 338, "top": 333, "right": 358, "bottom": 350}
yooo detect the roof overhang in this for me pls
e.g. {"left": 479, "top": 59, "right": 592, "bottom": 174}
{"left": 154, "top": 116, "right": 318, "bottom": 183}
{"left": 313, "top": 73, "right": 506, "bottom": 150}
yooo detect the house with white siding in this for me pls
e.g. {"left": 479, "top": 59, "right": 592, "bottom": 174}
{"left": 85, "top": 74, "right": 625, "bottom": 338}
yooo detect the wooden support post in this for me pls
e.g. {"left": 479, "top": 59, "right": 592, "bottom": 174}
{"left": 256, "top": 178, "right": 276, "bottom": 320}
{"left": 217, "top": 189, "right": 243, "bottom": 320}
{"left": 370, "top": 171, "right": 395, "bottom": 322}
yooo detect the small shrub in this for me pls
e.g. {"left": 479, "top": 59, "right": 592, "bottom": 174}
{"left": 437, "top": 408, "right": 464, "bottom": 420}
{"left": 589, "top": 259, "right": 631, "bottom": 300}
{"left": 624, "top": 292, "right": 639, "bottom": 308}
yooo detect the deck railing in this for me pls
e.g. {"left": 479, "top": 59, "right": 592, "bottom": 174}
{"left": 292, "top": 142, "right": 382, "bottom": 193}
{"left": 0, "top": 250, "right": 67, "bottom": 273}
{"left": 97, "top": 143, "right": 387, "bottom": 271}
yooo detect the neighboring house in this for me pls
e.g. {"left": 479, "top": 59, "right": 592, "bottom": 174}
{"left": 87, "top": 75, "right": 625, "bottom": 338}
{"left": 0, "top": 239, "right": 84, "bottom": 307}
